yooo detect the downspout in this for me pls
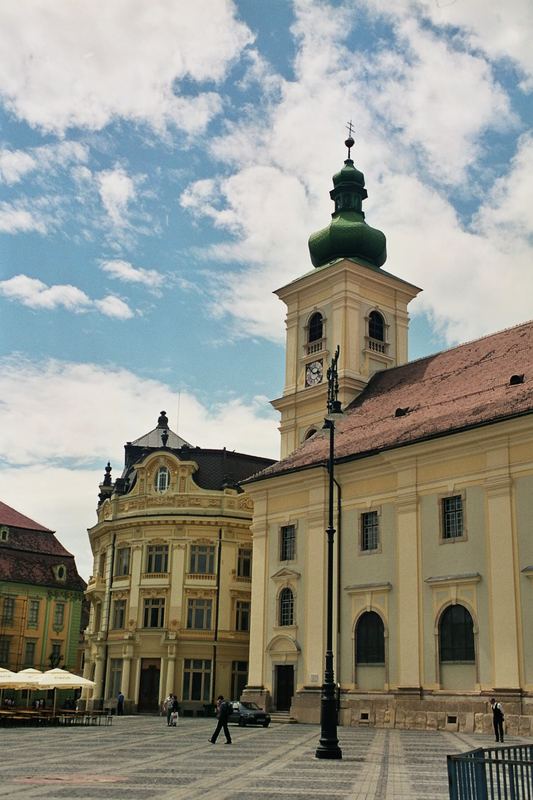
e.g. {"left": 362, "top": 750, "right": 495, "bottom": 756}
{"left": 101, "top": 532, "right": 117, "bottom": 703}
{"left": 334, "top": 477, "right": 342, "bottom": 685}
{"left": 212, "top": 528, "right": 222, "bottom": 705}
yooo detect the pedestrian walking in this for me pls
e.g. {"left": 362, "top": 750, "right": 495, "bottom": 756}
{"left": 164, "top": 693, "right": 173, "bottom": 726}
{"left": 490, "top": 697, "right": 505, "bottom": 743}
{"left": 117, "top": 691, "right": 125, "bottom": 715}
{"left": 170, "top": 695, "right": 179, "bottom": 726}
{"left": 209, "top": 695, "right": 232, "bottom": 744}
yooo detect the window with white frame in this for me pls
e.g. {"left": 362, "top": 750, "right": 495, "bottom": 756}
{"left": 112, "top": 599, "right": 126, "bottom": 629}
{"left": 28, "top": 599, "right": 40, "bottom": 627}
{"left": 53, "top": 602, "right": 65, "bottom": 627}
{"left": 155, "top": 466, "right": 170, "bottom": 492}
{"left": 279, "top": 588, "right": 294, "bottom": 626}
{"left": 361, "top": 511, "right": 379, "bottom": 551}
{"left": 143, "top": 597, "right": 165, "bottom": 628}
{"left": 441, "top": 495, "right": 464, "bottom": 539}
{"left": 189, "top": 544, "right": 215, "bottom": 574}
{"left": 146, "top": 544, "right": 169, "bottom": 573}
{"left": 237, "top": 548, "right": 252, "bottom": 578}
{"left": 186, "top": 598, "right": 212, "bottom": 630}
{"left": 280, "top": 525, "right": 296, "bottom": 561}
{"left": 235, "top": 600, "right": 250, "bottom": 632}
{"left": 115, "top": 547, "right": 131, "bottom": 576}
{"left": 2, "top": 597, "right": 15, "bottom": 626}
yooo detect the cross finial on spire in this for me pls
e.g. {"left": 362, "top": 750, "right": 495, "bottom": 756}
{"left": 344, "top": 120, "right": 355, "bottom": 159}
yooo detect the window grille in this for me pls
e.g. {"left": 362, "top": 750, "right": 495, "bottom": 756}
{"left": 279, "top": 588, "right": 294, "bottom": 626}
{"left": 361, "top": 511, "right": 379, "bottom": 551}
{"left": 442, "top": 495, "right": 464, "bottom": 539}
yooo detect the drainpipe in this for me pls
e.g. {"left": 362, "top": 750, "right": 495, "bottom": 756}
{"left": 334, "top": 477, "right": 342, "bottom": 685}
{"left": 211, "top": 528, "right": 222, "bottom": 705}
{"left": 101, "top": 532, "right": 117, "bottom": 704}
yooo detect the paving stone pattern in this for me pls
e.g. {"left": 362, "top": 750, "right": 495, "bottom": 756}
{"left": 0, "top": 717, "right": 528, "bottom": 800}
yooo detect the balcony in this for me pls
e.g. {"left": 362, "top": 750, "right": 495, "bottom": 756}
{"left": 304, "top": 338, "right": 326, "bottom": 356}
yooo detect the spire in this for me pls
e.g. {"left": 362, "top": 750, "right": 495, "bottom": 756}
{"left": 98, "top": 462, "right": 114, "bottom": 506}
{"left": 308, "top": 127, "right": 387, "bottom": 269}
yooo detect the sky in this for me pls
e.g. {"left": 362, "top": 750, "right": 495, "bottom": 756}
{"left": 0, "top": 0, "right": 532, "bottom": 580}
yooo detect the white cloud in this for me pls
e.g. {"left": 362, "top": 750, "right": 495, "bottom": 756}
{"left": 94, "top": 295, "right": 135, "bottom": 319}
{"left": 0, "top": 273, "right": 135, "bottom": 319}
{"left": 97, "top": 167, "right": 137, "bottom": 227}
{"left": 0, "top": 149, "right": 36, "bottom": 184}
{"left": 179, "top": 0, "right": 533, "bottom": 347}
{"left": 0, "top": 0, "right": 253, "bottom": 135}
{"left": 0, "top": 356, "right": 279, "bottom": 578}
{"left": 0, "top": 202, "right": 48, "bottom": 233}
{"left": 100, "top": 259, "right": 165, "bottom": 290}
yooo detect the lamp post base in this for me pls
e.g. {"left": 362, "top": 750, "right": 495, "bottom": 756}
{"left": 315, "top": 743, "right": 343, "bottom": 760}
{"left": 315, "top": 688, "right": 342, "bottom": 760}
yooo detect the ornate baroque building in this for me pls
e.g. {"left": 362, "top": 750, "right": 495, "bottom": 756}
{"left": 83, "top": 412, "right": 273, "bottom": 713}
{"left": 0, "top": 501, "right": 86, "bottom": 673}
{"left": 243, "top": 139, "right": 533, "bottom": 735}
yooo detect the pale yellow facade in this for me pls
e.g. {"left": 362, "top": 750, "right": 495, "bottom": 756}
{"left": 84, "top": 448, "right": 258, "bottom": 714}
{"left": 244, "top": 249, "right": 533, "bottom": 734}
{"left": 272, "top": 258, "right": 420, "bottom": 458}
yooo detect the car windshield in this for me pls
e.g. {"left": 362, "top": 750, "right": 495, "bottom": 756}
{"left": 240, "top": 702, "right": 261, "bottom": 710}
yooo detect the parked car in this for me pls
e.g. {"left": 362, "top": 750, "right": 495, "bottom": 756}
{"left": 228, "top": 701, "right": 271, "bottom": 727}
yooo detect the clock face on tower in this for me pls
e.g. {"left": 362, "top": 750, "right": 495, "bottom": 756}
{"left": 305, "top": 359, "right": 323, "bottom": 387}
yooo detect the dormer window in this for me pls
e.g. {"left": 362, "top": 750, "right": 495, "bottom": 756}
{"left": 0, "top": 526, "right": 9, "bottom": 542}
{"left": 53, "top": 564, "right": 67, "bottom": 582}
{"left": 155, "top": 466, "right": 170, "bottom": 493}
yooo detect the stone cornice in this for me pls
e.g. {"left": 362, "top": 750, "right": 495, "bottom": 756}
{"left": 425, "top": 572, "right": 481, "bottom": 587}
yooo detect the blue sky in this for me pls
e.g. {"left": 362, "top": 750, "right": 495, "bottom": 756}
{"left": 1, "top": 0, "right": 532, "bottom": 578}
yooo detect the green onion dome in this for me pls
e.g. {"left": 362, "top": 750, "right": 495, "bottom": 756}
{"left": 308, "top": 154, "right": 387, "bottom": 269}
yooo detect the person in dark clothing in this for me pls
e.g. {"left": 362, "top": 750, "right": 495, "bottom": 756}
{"left": 117, "top": 692, "right": 125, "bottom": 715}
{"left": 490, "top": 697, "right": 504, "bottom": 743}
{"left": 209, "top": 695, "right": 232, "bottom": 744}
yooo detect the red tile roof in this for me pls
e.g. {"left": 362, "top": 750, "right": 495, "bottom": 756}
{"left": 0, "top": 501, "right": 51, "bottom": 532}
{"left": 0, "top": 501, "right": 86, "bottom": 591}
{"left": 252, "top": 320, "right": 533, "bottom": 481}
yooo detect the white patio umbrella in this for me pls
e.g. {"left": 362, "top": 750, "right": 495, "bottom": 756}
{"left": 6, "top": 668, "right": 44, "bottom": 707}
{"left": 0, "top": 667, "right": 18, "bottom": 703}
{"left": 37, "top": 668, "right": 95, "bottom": 713}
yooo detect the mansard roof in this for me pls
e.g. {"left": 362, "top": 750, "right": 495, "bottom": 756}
{"left": 248, "top": 320, "right": 533, "bottom": 482}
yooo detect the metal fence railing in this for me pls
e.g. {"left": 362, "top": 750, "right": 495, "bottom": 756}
{"left": 448, "top": 745, "right": 533, "bottom": 800}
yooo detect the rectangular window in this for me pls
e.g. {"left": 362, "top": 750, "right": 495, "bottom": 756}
{"left": 280, "top": 525, "right": 296, "bottom": 561}
{"left": 231, "top": 660, "right": 248, "bottom": 700}
{"left": 24, "top": 640, "right": 36, "bottom": 667}
{"left": 115, "top": 547, "right": 131, "bottom": 576}
{"left": 112, "top": 599, "right": 126, "bottom": 630}
{"left": 108, "top": 658, "right": 123, "bottom": 699}
{"left": 186, "top": 598, "right": 212, "bottom": 630}
{"left": 361, "top": 511, "right": 379, "bottom": 551}
{"left": 28, "top": 599, "right": 40, "bottom": 627}
{"left": 50, "top": 642, "right": 62, "bottom": 666}
{"left": 189, "top": 544, "right": 215, "bottom": 575}
{"left": 235, "top": 601, "right": 250, "bottom": 632}
{"left": 143, "top": 598, "right": 165, "bottom": 628}
{"left": 146, "top": 545, "right": 169, "bottom": 574}
{"left": 0, "top": 636, "right": 11, "bottom": 666}
{"left": 442, "top": 495, "right": 464, "bottom": 539}
{"left": 54, "top": 603, "right": 65, "bottom": 627}
{"left": 182, "top": 658, "right": 211, "bottom": 702}
{"left": 237, "top": 548, "right": 252, "bottom": 578}
{"left": 2, "top": 596, "right": 15, "bottom": 626}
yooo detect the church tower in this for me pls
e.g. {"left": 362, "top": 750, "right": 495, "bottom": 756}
{"left": 272, "top": 135, "right": 421, "bottom": 458}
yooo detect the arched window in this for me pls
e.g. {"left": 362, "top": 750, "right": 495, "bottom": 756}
{"left": 356, "top": 611, "right": 385, "bottom": 664}
{"left": 439, "top": 604, "right": 475, "bottom": 662}
{"left": 304, "top": 428, "right": 317, "bottom": 441}
{"left": 368, "top": 310, "right": 385, "bottom": 342}
{"left": 279, "top": 588, "right": 294, "bottom": 626}
{"left": 155, "top": 466, "right": 170, "bottom": 493}
{"left": 308, "top": 312, "right": 323, "bottom": 343}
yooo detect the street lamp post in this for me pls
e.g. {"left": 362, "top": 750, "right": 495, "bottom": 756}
{"left": 315, "top": 346, "right": 343, "bottom": 760}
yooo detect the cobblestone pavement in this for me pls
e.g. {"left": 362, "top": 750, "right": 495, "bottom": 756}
{"left": 0, "top": 717, "right": 529, "bottom": 800}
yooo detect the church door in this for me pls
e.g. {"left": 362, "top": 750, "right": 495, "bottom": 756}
{"left": 138, "top": 659, "right": 160, "bottom": 712}
{"left": 275, "top": 665, "right": 294, "bottom": 711}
